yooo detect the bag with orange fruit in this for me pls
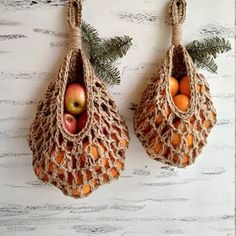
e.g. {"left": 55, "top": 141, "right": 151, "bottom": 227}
{"left": 27, "top": 0, "right": 129, "bottom": 198}
{"left": 133, "top": 0, "right": 216, "bottom": 168}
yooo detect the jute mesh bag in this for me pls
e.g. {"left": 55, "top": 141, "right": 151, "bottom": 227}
{"left": 28, "top": 0, "right": 129, "bottom": 198}
{"left": 133, "top": 0, "right": 216, "bottom": 168}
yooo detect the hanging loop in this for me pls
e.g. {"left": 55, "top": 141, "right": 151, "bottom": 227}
{"left": 168, "top": 0, "right": 187, "bottom": 46}
{"left": 68, "top": 0, "right": 82, "bottom": 49}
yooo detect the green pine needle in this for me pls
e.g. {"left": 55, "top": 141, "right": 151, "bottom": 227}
{"left": 100, "top": 36, "right": 133, "bottom": 62}
{"left": 193, "top": 54, "right": 218, "bottom": 74}
{"left": 186, "top": 37, "right": 231, "bottom": 73}
{"left": 186, "top": 37, "right": 231, "bottom": 58}
{"left": 81, "top": 22, "right": 102, "bottom": 61}
{"left": 81, "top": 22, "right": 132, "bottom": 85}
{"left": 93, "top": 60, "right": 121, "bottom": 85}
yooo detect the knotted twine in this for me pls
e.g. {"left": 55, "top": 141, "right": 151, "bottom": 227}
{"left": 28, "top": 0, "right": 129, "bottom": 198}
{"left": 133, "top": 0, "right": 217, "bottom": 168}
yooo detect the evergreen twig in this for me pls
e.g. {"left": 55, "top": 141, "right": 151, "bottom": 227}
{"left": 100, "top": 36, "right": 133, "bottom": 62}
{"left": 94, "top": 60, "right": 121, "bottom": 85}
{"left": 81, "top": 22, "right": 133, "bottom": 85}
{"left": 186, "top": 37, "right": 231, "bottom": 73}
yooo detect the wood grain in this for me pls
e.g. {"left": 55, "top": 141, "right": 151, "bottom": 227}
{"left": 0, "top": 0, "right": 234, "bottom": 235}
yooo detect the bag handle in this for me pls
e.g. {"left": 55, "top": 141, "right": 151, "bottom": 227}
{"left": 168, "top": 0, "right": 187, "bottom": 46}
{"left": 68, "top": 0, "right": 83, "bottom": 49}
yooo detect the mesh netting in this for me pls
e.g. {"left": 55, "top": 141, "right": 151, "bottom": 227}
{"left": 133, "top": 0, "right": 216, "bottom": 168}
{"left": 28, "top": 0, "right": 129, "bottom": 198}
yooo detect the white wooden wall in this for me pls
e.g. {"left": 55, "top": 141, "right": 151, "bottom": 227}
{"left": 0, "top": 0, "right": 235, "bottom": 235}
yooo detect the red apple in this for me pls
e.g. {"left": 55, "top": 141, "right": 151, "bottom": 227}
{"left": 77, "top": 111, "right": 88, "bottom": 131}
{"left": 63, "top": 113, "right": 77, "bottom": 134}
{"left": 64, "top": 83, "right": 86, "bottom": 115}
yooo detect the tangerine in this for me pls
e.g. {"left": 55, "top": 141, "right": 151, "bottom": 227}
{"left": 173, "top": 94, "right": 190, "bottom": 112}
{"left": 171, "top": 133, "right": 181, "bottom": 146}
{"left": 72, "top": 188, "right": 80, "bottom": 196}
{"left": 110, "top": 167, "right": 119, "bottom": 178}
{"left": 82, "top": 184, "right": 91, "bottom": 195}
{"left": 179, "top": 76, "right": 191, "bottom": 97}
{"left": 186, "top": 134, "right": 193, "bottom": 147}
{"left": 169, "top": 77, "right": 179, "bottom": 97}
{"left": 77, "top": 172, "right": 83, "bottom": 185}
{"left": 56, "top": 151, "right": 64, "bottom": 164}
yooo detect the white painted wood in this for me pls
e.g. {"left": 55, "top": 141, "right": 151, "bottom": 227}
{"left": 0, "top": 0, "right": 234, "bottom": 235}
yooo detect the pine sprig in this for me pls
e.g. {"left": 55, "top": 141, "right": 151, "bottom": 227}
{"left": 81, "top": 22, "right": 132, "bottom": 85}
{"left": 193, "top": 54, "right": 218, "bottom": 74}
{"left": 100, "top": 36, "right": 133, "bottom": 62}
{"left": 94, "top": 60, "right": 121, "bottom": 85}
{"left": 81, "top": 22, "right": 102, "bottom": 59}
{"left": 186, "top": 37, "right": 231, "bottom": 73}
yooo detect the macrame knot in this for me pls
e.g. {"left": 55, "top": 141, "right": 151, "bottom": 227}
{"left": 168, "top": 0, "right": 186, "bottom": 45}
{"left": 172, "top": 24, "right": 183, "bottom": 46}
{"left": 70, "top": 28, "right": 82, "bottom": 49}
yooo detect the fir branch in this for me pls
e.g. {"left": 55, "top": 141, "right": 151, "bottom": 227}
{"left": 81, "top": 22, "right": 132, "bottom": 85}
{"left": 100, "top": 36, "right": 133, "bottom": 62}
{"left": 186, "top": 37, "right": 231, "bottom": 73}
{"left": 186, "top": 37, "right": 231, "bottom": 59}
{"left": 191, "top": 53, "right": 218, "bottom": 74}
{"left": 93, "top": 60, "right": 121, "bottom": 85}
{"left": 81, "top": 22, "right": 102, "bottom": 60}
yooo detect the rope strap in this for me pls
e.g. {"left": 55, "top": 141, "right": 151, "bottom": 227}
{"left": 168, "top": 0, "right": 187, "bottom": 46}
{"left": 68, "top": 0, "right": 82, "bottom": 49}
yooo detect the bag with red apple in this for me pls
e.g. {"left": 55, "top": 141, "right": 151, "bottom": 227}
{"left": 133, "top": 0, "right": 216, "bottom": 168}
{"left": 28, "top": 0, "right": 129, "bottom": 198}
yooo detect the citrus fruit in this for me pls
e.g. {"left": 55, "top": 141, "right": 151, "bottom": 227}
{"left": 173, "top": 94, "right": 190, "bottom": 112}
{"left": 179, "top": 76, "right": 191, "bottom": 97}
{"left": 82, "top": 184, "right": 91, "bottom": 195}
{"left": 171, "top": 133, "right": 181, "bottom": 146}
{"left": 169, "top": 77, "right": 179, "bottom": 97}
{"left": 186, "top": 134, "right": 193, "bottom": 147}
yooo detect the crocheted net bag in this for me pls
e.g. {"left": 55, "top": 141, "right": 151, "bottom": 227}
{"left": 133, "top": 0, "right": 216, "bottom": 168}
{"left": 28, "top": 0, "right": 129, "bottom": 198}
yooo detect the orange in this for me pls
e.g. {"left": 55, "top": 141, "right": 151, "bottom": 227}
{"left": 169, "top": 77, "right": 179, "bottom": 97}
{"left": 80, "top": 154, "right": 86, "bottom": 167}
{"left": 190, "top": 115, "right": 195, "bottom": 124}
{"left": 103, "top": 173, "right": 110, "bottom": 182}
{"left": 93, "top": 179, "right": 99, "bottom": 187}
{"left": 42, "top": 175, "right": 49, "bottom": 182}
{"left": 173, "top": 94, "right": 190, "bottom": 112}
{"left": 120, "top": 138, "right": 128, "bottom": 148}
{"left": 171, "top": 133, "right": 181, "bottom": 146}
{"left": 115, "top": 160, "right": 124, "bottom": 170}
{"left": 77, "top": 172, "right": 83, "bottom": 185}
{"left": 72, "top": 188, "right": 80, "bottom": 196}
{"left": 186, "top": 134, "right": 193, "bottom": 147}
{"left": 181, "top": 155, "right": 189, "bottom": 164}
{"left": 110, "top": 167, "right": 119, "bottom": 178}
{"left": 156, "top": 114, "right": 163, "bottom": 124}
{"left": 84, "top": 142, "right": 106, "bottom": 161}
{"left": 82, "top": 184, "right": 91, "bottom": 195}
{"left": 35, "top": 166, "right": 42, "bottom": 176}
{"left": 173, "top": 155, "right": 189, "bottom": 164}
{"left": 57, "top": 168, "right": 64, "bottom": 175}
{"left": 111, "top": 128, "right": 128, "bottom": 148}
{"left": 56, "top": 151, "right": 64, "bottom": 164}
{"left": 179, "top": 76, "right": 191, "bottom": 97}
{"left": 119, "top": 130, "right": 129, "bottom": 148}
{"left": 204, "top": 112, "right": 215, "bottom": 128}
{"left": 48, "top": 162, "right": 54, "bottom": 172}
{"left": 154, "top": 143, "right": 162, "bottom": 154}
{"left": 101, "top": 158, "right": 109, "bottom": 168}
{"left": 204, "top": 120, "right": 211, "bottom": 129}
{"left": 86, "top": 170, "right": 92, "bottom": 180}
